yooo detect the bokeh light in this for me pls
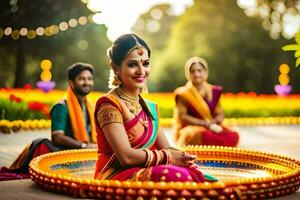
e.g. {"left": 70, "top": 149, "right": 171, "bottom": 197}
{"left": 87, "top": 0, "right": 193, "bottom": 41}
{"left": 19, "top": 28, "right": 28, "bottom": 36}
{"left": 147, "top": 20, "right": 160, "bottom": 32}
{"left": 77, "top": 40, "right": 89, "bottom": 50}
{"left": 4, "top": 27, "right": 12, "bottom": 36}
{"left": 44, "top": 27, "right": 52, "bottom": 36}
{"left": 50, "top": 25, "right": 59, "bottom": 35}
{"left": 40, "top": 70, "right": 52, "bottom": 81}
{"left": 27, "top": 30, "right": 36, "bottom": 39}
{"left": 279, "top": 74, "right": 289, "bottom": 85}
{"left": 36, "top": 27, "right": 45, "bottom": 36}
{"left": 41, "top": 59, "right": 52, "bottom": 71}
{"left": 237, "top": 0, "right": 300, "bottom": 39}
{"left": 11, "top": 30, "right": 20, "bottom": 40}
{"left": 150, "top": 8, "right": 163, "bottom": 20}
{"left": 68, "top": 18, "right": 78, "bottom": 27}
{"left": 59, "top": 22, "right": 68, "bottom": 31}
{"left": 78, "top": 16, "right": 88, "bottom": 25}
{"left": 279, "top": 64, "right": 290, "bottom": 74}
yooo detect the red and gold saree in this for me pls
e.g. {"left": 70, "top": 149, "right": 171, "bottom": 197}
{"left": 94, "top": 94, "right": 204, "bottom": 182}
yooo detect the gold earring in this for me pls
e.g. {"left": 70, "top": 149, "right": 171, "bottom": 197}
{"left": 112, "top": 73, "right": 121, "bottom": 86}
{"left": 141, "top": 80, "right": 148, "bottom": 93}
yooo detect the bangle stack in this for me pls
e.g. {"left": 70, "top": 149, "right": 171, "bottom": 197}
{"left": 144, "top": 149, "right": 153, "bottom": 166}
{"left": 143, "top": 149, "right": 172, "bottom": 167}
{"left": 162, "top": 149, "right": 172, "bottom": 165}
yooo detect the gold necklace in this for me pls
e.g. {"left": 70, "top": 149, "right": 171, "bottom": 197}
{"left": 116, "top": 87, "right": 148, "bottom": 130}
{"left": 117, "top": 87, "right": 139, "bottom": 102}
{"left": 117, "top": 87, "right": 141, "bottom": 113}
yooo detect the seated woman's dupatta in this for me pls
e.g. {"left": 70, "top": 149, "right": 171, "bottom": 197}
{"left": 94, "top": 94, "right": 205, "bottom": 182}
{"left": 174, "top": 82, "right": 239, "bottom": 147}
{"left": 175, "top": 81, "right": 214, "bottom": 122}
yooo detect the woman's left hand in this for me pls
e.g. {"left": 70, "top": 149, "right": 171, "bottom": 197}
{"left": 189, "top": 163, "right": 202, "bottom": 171}
{"left": 168, "top": 150, "right": 197, "bottom": 167}
{"left": 209, "top": 123, "right": 223, "bottom": 133}
{"left": 214, "top": 115, "right": 223, "bottom": 124}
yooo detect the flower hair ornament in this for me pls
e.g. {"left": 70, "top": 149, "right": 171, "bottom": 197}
{"left": 108, "top": 69, "right": 121, "bottom": 89}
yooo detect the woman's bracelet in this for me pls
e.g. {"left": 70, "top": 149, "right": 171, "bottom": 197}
{"left": 143, "top": 149, "right": 172, "bottom": 167}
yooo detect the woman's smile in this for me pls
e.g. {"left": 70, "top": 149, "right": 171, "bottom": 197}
{"left": 132, "top": 76, "right": 145, "bottom": 83}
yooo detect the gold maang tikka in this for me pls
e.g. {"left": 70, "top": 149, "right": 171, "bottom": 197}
{"left": 128, "top": 35, "right": 144, "bottom": 56}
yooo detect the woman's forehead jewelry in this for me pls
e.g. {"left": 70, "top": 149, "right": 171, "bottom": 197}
{"left": 128, "top": 35, "right": 145, "bottom": 56}
{"left": 137, "top": 47, "right": 144, "bottom": 56}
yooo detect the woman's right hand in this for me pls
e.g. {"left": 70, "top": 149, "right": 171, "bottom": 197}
{"left": 200, "top": 120, "right": 213, "bottom": 128}
{"left": 85, "top": 143, "right": 98, "bottom": 149}
{"left": 168, "top": 150, "right": 197, "bottom": 167}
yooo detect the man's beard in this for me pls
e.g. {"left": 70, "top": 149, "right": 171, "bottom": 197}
{"left": 73, "top": 85, "right": 92, "bottom": 96}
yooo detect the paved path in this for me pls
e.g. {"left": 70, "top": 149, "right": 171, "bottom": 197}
{"left": 0, "top": 130, "right": 51, "bottom": 166}
{"left": 164, "top": 125, "right": 300, "bottom": 160}
{"left": 0, "top": 125, "right": 299, "bottom": 199}
{"left": 1, "top": 125, "right": 300, "bottom": 166}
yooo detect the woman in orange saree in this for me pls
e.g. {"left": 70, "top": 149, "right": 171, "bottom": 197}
{"left": 174, "top": 57, "right": 239, "bottom": 147}
{"left": 94, "top": 34, "right": 207, "bottom": 182}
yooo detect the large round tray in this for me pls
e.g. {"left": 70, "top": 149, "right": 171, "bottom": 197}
{"left": 29, "top": 146, "right": 300, "bottom": 199}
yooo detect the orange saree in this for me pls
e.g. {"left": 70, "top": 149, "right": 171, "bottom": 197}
{"left": 174, "top": 82, "right": 239, "bottom": 147}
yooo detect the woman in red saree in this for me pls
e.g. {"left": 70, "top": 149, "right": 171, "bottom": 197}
{"left": 94, "top": 34, "right": 207, "bottom": 182}
{"left": 174, "top": 57, "right": 239, "bottom": 147}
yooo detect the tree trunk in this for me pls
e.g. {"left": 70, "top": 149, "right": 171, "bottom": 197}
{"left": 13, "top": 39, "right": 25, "bottom": 88}
{"left": 236, "top": 68, "right": 246, "bottom": 92}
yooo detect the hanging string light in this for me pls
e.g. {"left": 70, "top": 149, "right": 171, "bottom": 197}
{"left": 0, "top": 14, "right": 96, "bottom": 40}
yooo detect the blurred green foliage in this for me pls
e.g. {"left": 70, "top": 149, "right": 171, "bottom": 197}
{"left": 133, "top": 0, "right": 298, "bottom": 93}
{"left": 0, "top": 0, "right": 111, "bottom": 91}
{"left": 0, "top": 98, "right": 47, "bottom": 120}
{"left": 158, "top": 105, "right": 300, "bottom": 118}
{"left": 282, "top": 31, "right": 300, "bottom": 67}
{"left": 1, "top": 0, "right": 299, "bottom": 94}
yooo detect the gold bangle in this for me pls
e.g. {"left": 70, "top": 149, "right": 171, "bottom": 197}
{"left": 148, "top": 150, "right": 154, "bottom": 166}
{"left": 153, "top": 150, "right": 160, "bottom": 166}
{"left": 166, "top": 150, "right": 171, "bottom": 165}
{"left": 162, "top": 149, "right": 171, "bottom": 165}
{"left": 161, "top": 150, "right": 167, "bottom": 165}
{"left": 143, "top": 149, "right": 150, "bottom": 167}
{"left": 157, "top": 150, "right": 164, "bottom": 165}
{"left": 144, "top": 149, "right": 155, "bottom": 167}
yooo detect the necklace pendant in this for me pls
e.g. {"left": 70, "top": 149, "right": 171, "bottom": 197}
{"left": 143, "top": 120, "right": 149, "bottom": 129}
